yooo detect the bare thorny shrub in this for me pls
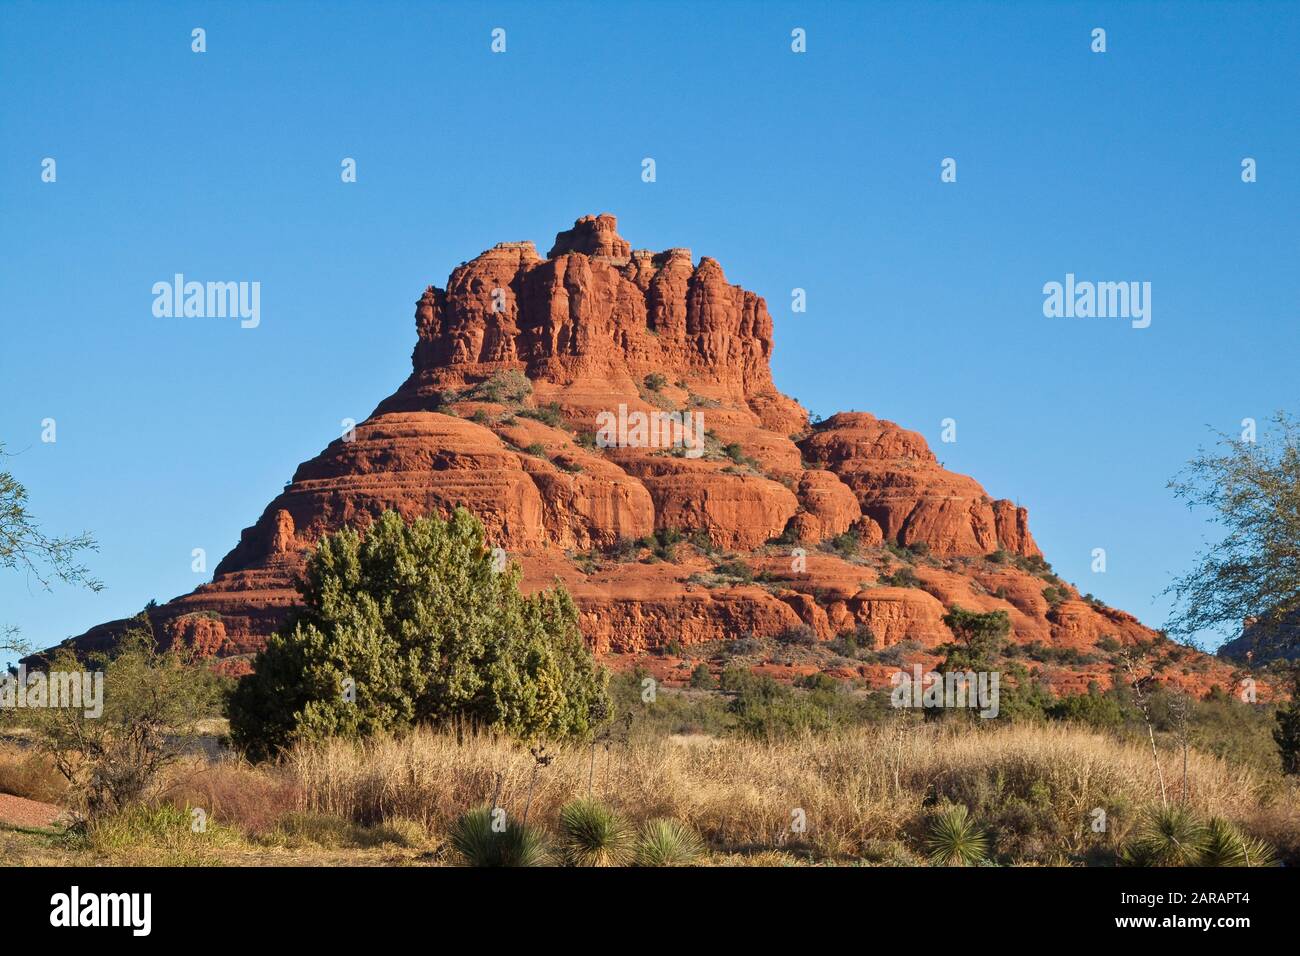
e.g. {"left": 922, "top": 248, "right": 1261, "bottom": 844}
{"left": 1, "top": 439, "right": 103, "bottom": 665}
{"left": 13, "top": 624, "right": 222, "bottom": 819}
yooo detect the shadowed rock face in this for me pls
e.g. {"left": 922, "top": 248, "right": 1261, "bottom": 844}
{"left": 1219, "top": 612, "right": 1300, "bottom": 665}
{"left": 57, "top": 215, "right": 1242, "bottom": 695}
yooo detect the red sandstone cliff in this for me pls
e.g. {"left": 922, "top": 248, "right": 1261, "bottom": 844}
{"left": 56, "top": 215, "right": 1244, "bottom": 696}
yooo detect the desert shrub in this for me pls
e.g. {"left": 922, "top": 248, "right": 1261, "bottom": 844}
{"left": 876, "top": 640, "right": 925, "bottom": 667}
{"left": 728, "top": 675, "right": 834, "bottom": 739}
{"left": 430, "top": 389, "right": 462, "bottom": 409}
{"left": 921, "top": 753, "right": 1081, "bottom": 864}
{"left": 689, "top": 664, "right": 715, "bottom": 690}
{"left": 683, "top": 529, "right": 714, "bottom": 555}
{"left": 883, "top": 541, "right": 913, "bottom": 562}
{"left": 880, "top": 567, "right": 922, "bottom": 588}
{"left": 524, "top": 442, "right": 547, "bottom": 457}
{"left": 1198, "top": 816, "right": 1277, "bottom": 867}
{"left": 1118, "top": 805, "right": 1277, "bottom": 867}
{"left": 518, "top": 402, "right": 565, "bottom": 428}
{"left": 609, "top": 673, "right": 733, "bottom": 738}
{"left": 1170, "top": 690, "right": 1280, "bottom": 774}
{"left": 636, "top": 818, "right": 703, "bottom": 866}
{"left": 467, "top": 370, "right": 532, "bottom": 405}
{"left": 993, "top": 665, "right": 1058, "bottom": 723}
{"left": 15, "top": 624, "right": 222, "bottom": 817}
{"left": 719, "top": 664, "right": 760, "bottom": 695}
{"left": 643, "top": 373, "right": 668, "bottom": 392}
{"left": 228, "top": 509, "right": 609, "bottom": 760}
{"left": 1119, "top": 806, "right": 1208, "bottom": 866}
{"left": 1023, "top": 642, "right": 1102, "bottom": 666}
{"left": 559, "top": 798, "right": 634, "bottom": 866}
{"left": 1042, "top": 585, "right": 1067, "bottom": 607}
{"left": 449, "top": 805, "right": 551, "bottom": 867}
{"left": 1048, "top": 684, "right": 1126, "bottom": 730}
{"left": 826, "top": 532, "right": 858, "bottom": 558}
{"left": 712, "top": 559, "right": 754, "bottom": 583}
{"left": 830, "top": 624, "right": 877, "bottom": 659}
{"left": 924, "top": 804, "right": 988, "bottom": 866}
{"left": 775, "top": 625, "right": 818, "bottom": 646}
{"left": 725, "top": 637, "right": 763, "bottom": 656}
{"left": 605, "top": 537, "right": 643, "bottom": 562}
{"left": 795, "top": 672, "right": 839, "bottom": 692}
{"left": 640, "top": 528, "right": 684, "bottom": 562}
{"left": 1015, "top": 554, "right": 1053, "bottom": 575}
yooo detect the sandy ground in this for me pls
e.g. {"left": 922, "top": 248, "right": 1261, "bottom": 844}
{"left": 0, "top": 792, "right": 62, "bottom": 829}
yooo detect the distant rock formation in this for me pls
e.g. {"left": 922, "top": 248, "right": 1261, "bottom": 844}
{"left": 54, "top": 215, "right": 1243, "bottom": 696}
{"left": 1219, "top": 612, "right": 1300, "bottom": 665}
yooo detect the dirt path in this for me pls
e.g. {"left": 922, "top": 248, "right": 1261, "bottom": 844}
{"left": 0, "top": 792, "right": 63, "bottom": 829}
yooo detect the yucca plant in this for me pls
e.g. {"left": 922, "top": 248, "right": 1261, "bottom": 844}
{"left": 1198, "top": 817, "right": 1276, "bottom": 868}
{"left": 1119, "top": 806, "right": 1207, "bottom": 867}
{"left": 924, "top": 804, "right": 988, "bottom": 866}
{"left": 448, "top": 806, "right": 551, "bottom": 867}
{"left": 635, "top": 818, "right": 704, "bottom": 867}
{"left": 559, "top": 798, "right": 634, "bottom": 867}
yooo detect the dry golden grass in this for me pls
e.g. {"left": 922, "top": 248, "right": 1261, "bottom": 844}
{"left": 268, "top": 720, "right": 1296, "bottom": 863}
{"left": 0, "top": 743, "right": 67, "bottom": 804}
{"left": 158, "top": 758, "right": 302, "bottom": 835}
{"left": 4, "top": 721, "right": 1296, "bottom": 866}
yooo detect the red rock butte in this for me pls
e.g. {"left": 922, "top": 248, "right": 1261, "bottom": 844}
{"left": 61, "top": 214, "right": 1240, "bottom": 695}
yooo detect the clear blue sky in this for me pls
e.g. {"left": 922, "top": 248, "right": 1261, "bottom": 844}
{"left": 2, "top": 0, "right": 1296, "bottom": 666}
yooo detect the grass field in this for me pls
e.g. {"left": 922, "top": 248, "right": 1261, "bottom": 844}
{"left": 3, "top": 704, "right": 1296, "bottom": 866}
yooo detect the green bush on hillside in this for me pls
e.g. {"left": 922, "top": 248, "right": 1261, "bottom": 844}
{"left": 228, "top": 508, "right": 609, "bottom": 760}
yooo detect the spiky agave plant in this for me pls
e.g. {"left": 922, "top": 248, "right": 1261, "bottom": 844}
{"left": 559, "top": 798, "right": 634, "bottom": 867}
{"left": 924, "top": 804, "right": 989, "bottom": 866}
{"left": 635, "top": 818, "right": 704, "bottom": 867}
{"left": 448, "top": 806, "right": 552, "bottom": 867}
{"left": 1120, "top": 806, "right": 1207, "bottom": 867}
{"left": 1198, "top": 817, "right": 1276, "bottom": 867}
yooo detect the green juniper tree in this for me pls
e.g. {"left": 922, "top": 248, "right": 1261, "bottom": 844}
{"left": 228, "top": 508, "right": 609, "bottom": 760}
{"left": 939, "top": 606, "right": 1010, "bottom": 672}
